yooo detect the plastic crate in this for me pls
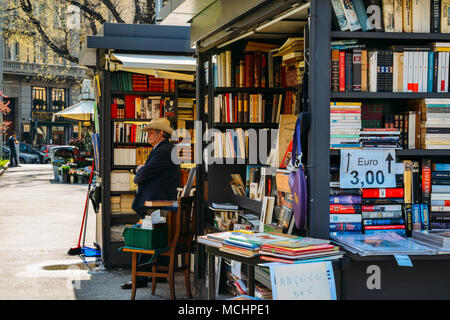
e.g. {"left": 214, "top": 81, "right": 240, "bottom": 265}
{"left": 122, "top": 224, "right": 168, "bottom": 250}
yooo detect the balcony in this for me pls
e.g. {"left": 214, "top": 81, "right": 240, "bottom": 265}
{"left": 3, "top": 60, "right": 88, "bottom": 79}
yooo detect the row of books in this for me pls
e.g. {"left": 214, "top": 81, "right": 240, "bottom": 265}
{"left": 177, "top": 98, "right": 196, "bottom": 121}
{"left": 113, "top": 146, "right": 152, "bottom": 166}
{"left": 212, "top": 39, "right": 303, "bottom": 89}
{"left": 110, "top": 71, "right": 176, "bottom": 92}
{"left": 331, "top": 0, "right": 450, "bottom": 33}
{"left": 113, "top": 122, "right": 149, "bottom": 143}
{"left": 213, "top": 92, "right": 296, "bottom": 124}
{"left": 330, "top": 102, "right": 362, "bottom": 149}
{"left": 111, "top": 96, "right": 174, "bottom": 119}
{"left": 111, "top": 194, "right": 135, "bottom": 214}
{"left": 110, "top": 170, "right": 136, "bottom": 192}
{"left": 329, "top": 158, "right": 450, "bottom": 236}
{"left": 331, "top": 43, "right": 450, "bottom": 93}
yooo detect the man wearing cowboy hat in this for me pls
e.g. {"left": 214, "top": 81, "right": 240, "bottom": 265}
{"left": 122, "top": 118, "right": 179, "bottom": 290}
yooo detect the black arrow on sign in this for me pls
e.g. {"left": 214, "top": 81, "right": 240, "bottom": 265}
{"left": 346, "top": 152, "right": 351, "bottom": 172}
{"left": 386, "top": 153, "right": 394, "bottom": 174}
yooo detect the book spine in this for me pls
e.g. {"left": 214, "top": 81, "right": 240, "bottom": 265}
{"left": 363, "top": 218, "right": 405, "bottom": 225}
{"left": 421, "top": 203, "right": 430, "bottom": 230}
{"left": 342, "top": 0, "right": 363, "bottom": 31}
{"left": 362, "top": 204, "right": 403, "bottom": 211}
{"left": 345, "top": 51, "right": 353, "bottom": 92}
{"left": 352, "top": 49, "right": 362, "bottom": 91}
{"left": 330, "top": 214, "right": 362, "bottom": 223}
{"left": 364, "top": 224, "right": 406, "bottom": 230}
{"left": 329, "top": 195, "right": 362, "bottom": 204}
{"left": 431, "top": 0, "right": 441, "bottom": 32}
{"left": 329, "top": 222, "right": 362, "bottom": 231}
{"left": 412, "top": 203, "right": 422, "bottom": 230}
{"left": 362, "top": 211, "right": 404, "bottom": 218}
{"left": 361, "top": 49, "right": 368, "bottom": 91}
{"left": 394, "top": 0, "right": 403, "bottom": 32}
{"left": 403, "top": 0, "right": 413, "bottom": 32}
{"left": 428, "top": 51, "right": 434, "bottom": 92}
{"left": 404, "top": 203, "right": 413, "bottom": 236}
{"left": 331, "top": 0, "right": 351, "bottom": 31}
{"left": 442, "top": 0, "right": 450, "bottom": 33}
{"left": 353, "top": 0, "right": 374, "bottom": 31}
{"left": 362, "top": 188, "right": 404, "bottom": 198}
{"left": 330, "top": 204, "right": 362, "bottom": 213}
{"left": 339, "top": 51, "right": 346, "bottom": 92}
{"left": 383, "top": 0, "right": 395, "bottom": 32}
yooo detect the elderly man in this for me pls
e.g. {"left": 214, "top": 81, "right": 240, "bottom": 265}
{"left": 121, "top": 118, "right": 179, "bottom": 290}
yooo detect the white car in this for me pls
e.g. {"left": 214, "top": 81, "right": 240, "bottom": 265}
{"left": 49, "top": 145, "right": 79, "bottom": 164}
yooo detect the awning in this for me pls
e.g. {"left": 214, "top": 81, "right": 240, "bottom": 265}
{"left": 52, "top": 100, "right": 94, "bottom": 121}
{"left": 109, "top": 53, "right": 195, "bottom": 82}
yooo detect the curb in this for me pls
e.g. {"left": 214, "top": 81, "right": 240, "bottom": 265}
{"left": 0, "top": 161, "right": 10, "bottom": 177}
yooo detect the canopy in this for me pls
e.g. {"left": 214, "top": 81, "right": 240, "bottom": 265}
{"left": 109, "top": 53, "right": 195, "bottom": 82}
{"left": 52, "top": 100, "right": 94, "bottom": 121}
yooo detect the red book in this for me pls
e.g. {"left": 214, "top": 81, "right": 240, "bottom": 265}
{"left": 226, "top": 93, "right": 231, "bottom": 123}
{"left": 244, "top": 54, "right": 254, "bottom": 87}
{"left": 125, "top": 95, "right": 139, "bottom": 118}
{"left": 254, "top": 52, "right": 261, "bottom": 88}
{"left": 111, "top": 103, "right": 117, "bottom": 119}
{"left": 234, "top": 95, "right": 238, "bottom": 123}
{"left": 364, "top": 225, "right": 405, "bottom": 230}
{"left": 330, "top": 204, "right": 361, "bottom": 214}
{"left": 330, "top": 110, "right": 361, "bottom": 113}
{"left": 362, "top": 188, "right": 404, "bottom": 198}
{"left": 422, "top": 159, "right": 431, "bottom": 204}
{"left": 339, "top": 51, "right": 345, "bottom": 92}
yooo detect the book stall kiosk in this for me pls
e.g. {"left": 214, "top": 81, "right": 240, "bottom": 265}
{"left": 186, "top": 0, "right": 450, "bottom": 300}
{"left": 79, "top": 23, "right": 196, "bottom": 267}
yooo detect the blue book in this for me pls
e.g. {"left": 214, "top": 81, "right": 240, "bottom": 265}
{"left": 363, "top": 229, "right": 406, "bottom": 237}
{"left": 431, "top": 200, "right": 450, "bottom": 206}
{"left": 420, "top": 204, "right": 430, "bottom": 231}
{"left": 363, "top": 218, "right": 405, "bottom": 226}
{"left": 329, "top": 222, "right": 362, "bottom": 231}
{"left": 412, "top": 204, "right": 421, "bottom": 230}
{"left": 432, "top": 171, "right": 450, "bottom": 179}
{"left": 330, "top": 195, "right": 362, "bottom": 204}
{"left": 352, "top": 0, "right": 373, "bottom": 31}
{"left": 432, "top": 185, "right": 450, "bottom": 193}
{"left": 223, "top": 238, "right": 259, "bottom": 249}
{"left": 432, "top": 163, "right": 450, "bottom": 171}
{"left": 428, "top": 52, "right": 434, "bottom": 93}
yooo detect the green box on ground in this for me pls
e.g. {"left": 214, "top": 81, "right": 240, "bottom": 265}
{"left": 122, "top": 224, "right": 168, "bottom": 249}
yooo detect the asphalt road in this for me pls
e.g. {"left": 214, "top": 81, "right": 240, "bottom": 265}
{"left": 0, "top": 164, "right": 191, "bottom": 300}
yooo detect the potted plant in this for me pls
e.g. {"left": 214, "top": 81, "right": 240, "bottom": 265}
{"left": 61, "top": 164, "right": 70, "bottom": 183}
{"left": 77, "top": 171, "right": 84, "bottom": 184}
{"left": 69, "top": 168, "right": 76, "bottom": 184}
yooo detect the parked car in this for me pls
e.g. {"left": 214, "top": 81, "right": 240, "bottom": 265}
{"left": 2, "top": 146, "right": 40, "bottom": 164}
{"left": 49, "top": 145, "right": 79, "bottom": 164}
{"left": 19, "top": 143, "right": 46, "bottom": 164}
{"left": 40, "top": 145, "right": 57, "bottom": 164}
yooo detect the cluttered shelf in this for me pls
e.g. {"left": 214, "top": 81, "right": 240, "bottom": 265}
{"left": 111, "top": 91, "right": 176, "bottom": 97}
{"left": 331, "top": 31, "right": 450, "bottom": 41}
{"left": 111, "top": 118, "right": 152, "bottom": 122}
{"left": 214, "top": 87, "right": 298, "bottom": 94}
{"left": 330, "top": 149, "right": 450, "bottom": 157}
{"left": 331, "top": 92, "right": 450, "bottom": 99}
{"left": 212, "top": 123, "right": 279, "bottom": 129}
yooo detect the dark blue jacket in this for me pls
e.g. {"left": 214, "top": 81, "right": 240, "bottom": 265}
{"left": 131, "top": 139, "right": 179, "bottom": 217}
{"left": 8, "top": 136, "right": 16, "bottom": 153}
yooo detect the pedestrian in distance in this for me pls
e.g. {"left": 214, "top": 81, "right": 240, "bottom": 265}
{"left": 8, "top": 131, "right": 18, "bottom": 167}
{"left": 121, "top": 118, "right": 179, "bottom": 290}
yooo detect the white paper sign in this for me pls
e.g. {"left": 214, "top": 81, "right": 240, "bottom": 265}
{"left": 339, "top": 149, "right": 396, "bottom": 189}
{"left": 270, "top": 261, "right": 336, "bottom": 300}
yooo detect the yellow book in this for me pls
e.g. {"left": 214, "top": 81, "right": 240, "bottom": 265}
{"left": 441, "top": 0, "right": 450, "bottom": 33}
{"left": 403, "top": 160, "right": 412, "bottom": 204}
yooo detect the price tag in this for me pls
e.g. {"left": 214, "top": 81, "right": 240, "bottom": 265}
{"left": 339, "top": 149, "right": 396, "bottom": 189}
{"left": 394, "top": 255, "right": 413, "bottom": 267}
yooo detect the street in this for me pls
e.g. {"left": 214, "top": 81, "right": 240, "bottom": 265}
{"left": 0, "top": 164, "right": 190, "bottom": 300}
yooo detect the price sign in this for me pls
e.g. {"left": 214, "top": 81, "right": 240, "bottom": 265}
{"left": 339, "top": 149, "right": 396, "bottom": 189}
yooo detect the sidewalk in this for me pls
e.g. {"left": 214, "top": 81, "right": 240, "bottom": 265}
{"left": 0, "top": 164, "right": 193, "bottom": 300}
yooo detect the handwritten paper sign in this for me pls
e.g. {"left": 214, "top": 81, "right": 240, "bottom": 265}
{"left": 339, "top": 149, "right": 396, "bottom": 189}
{"left": 269, "top": 261, "right": 336, "bottom": 300}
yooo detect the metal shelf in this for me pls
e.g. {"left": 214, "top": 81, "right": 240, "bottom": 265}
{"left": 331, "top": 31, "right": 450, "bottom": 41}
{"left": 331, "top": 92, "right": 450, "bottom": 99}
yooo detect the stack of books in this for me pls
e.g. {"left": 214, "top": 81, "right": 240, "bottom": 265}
{"left": 329, "top": 193, "right": 362, "bottom": 235}
{"left": 219, "top": 232, "right": 295, "bottom": 258}
{"left": 132, "top": 74, "right": 148, "bottom": 91}
{"left": 359, "top": 128, "right": 402, "bottom": 149}
{"left": 430, "top": 162, "right": 450, "bottom": 226}
{"left": 361, "top": 188, "right": 406, "bottom": 236}
{"left": 177, "top": 98, "right": 195, "bottom": 121}
{"left": 408, "top": 98, "right": 450, "bottom": 149}
{"left": 330, "top": 102, "right": 362, "bottom": 149}
{"left": 259, "top": 237, "right": 343, "bottom": 263}
{"left": 255, "top": 284, "right": 272, "bottom": 300}
{"left": 412, "top": 229, "right": 450, "bottom": 251}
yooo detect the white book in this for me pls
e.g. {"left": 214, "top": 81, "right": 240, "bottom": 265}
{"left": 369, "top": 50, "right": 377, "bottom": 92}
{"left": 408, "top": 112, "right": 416, "bottom": 149}
{"left": 412, "top": 0, "right": 422, "bottom": 32}
{"left": 422, "top": 0, "right": 431, "bottom": 33}
{"left": 403, "top": 51, "right": 409, "bottom": 92}
{"left": 422, "top": 50, "right": 428, "bottom": 92}
{"left": 407, "top": 51, "right": 414, "bottom": 92}
{"left": 393, "top": 51, "right": 399, "bottom": 92}
{"left": 412, "top": 51, "right": 419, "bottom": 92}
{"left": 225, "top": 50, "right": 232, "bottom": 87}
{"left": 216, "top": 54, "right": 222, "bottom": 87}
{"left": 445, "top": 52, "right": 449, "bottom": 92}
{"left": 418, "top": 51, "right": 423, "bottom": 92}
{"left": 438, "top": 52, "right": 444, "bottom": 92}
{"left": 431, "top": 193, "right": 450, "bottom": 201}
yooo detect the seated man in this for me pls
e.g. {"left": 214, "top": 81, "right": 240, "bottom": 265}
{"left": 121, "top": 118, "right": 179, "bottom": 289}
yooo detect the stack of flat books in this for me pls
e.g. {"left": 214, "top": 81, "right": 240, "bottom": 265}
{"left": 412, "top": 229, "right": 450, "bottom": 251}
{"left": 259, "top": 237, "right": 343, "bottom": 263}
{"left": 359, "top": 128, "right": 402, "bottom": 149}
{"left": 330, "top": 102, "right": 362, "bottom": 150}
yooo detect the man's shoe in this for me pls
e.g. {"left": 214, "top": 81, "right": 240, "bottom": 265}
{"left": 120, "top": 281, "right": 147, "bottom": 289}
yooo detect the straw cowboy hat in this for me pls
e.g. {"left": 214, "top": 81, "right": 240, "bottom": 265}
{"left": 142, "top": 118, "right": 174, "bottom": 135}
